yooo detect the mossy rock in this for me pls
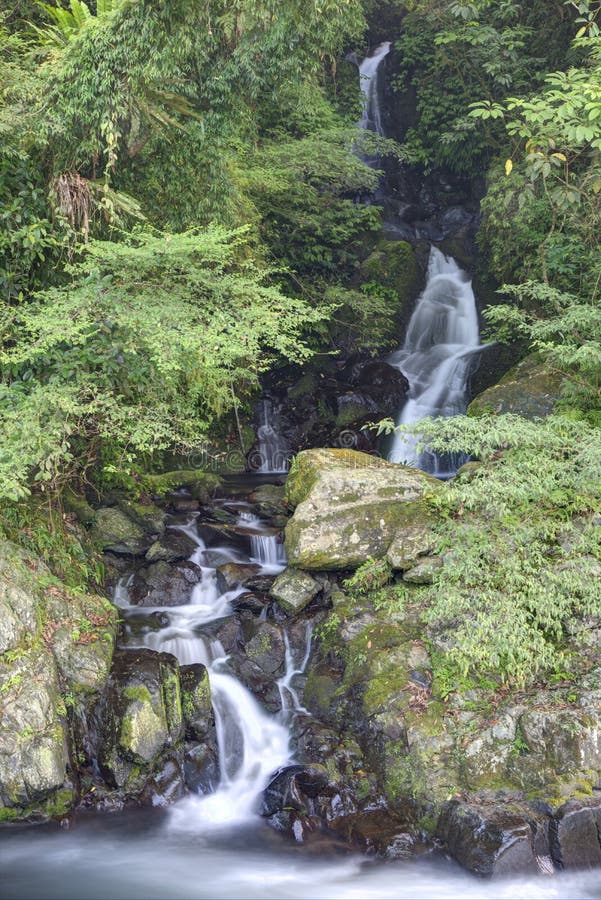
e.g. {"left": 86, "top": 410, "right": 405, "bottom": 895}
{"left": 285, "top": 449, "right": 441, "bottom": 570}
{"left": 140, "top": 470, "right": 222, "bottom": 502}
{"left": 468, "top": 354, "right": 562, "bottom": 420}
{"left": 91, "top": 507, "right": 150, "bottom": 555}
{"left": 98, "top": 649, "right": 184, "bottom": 792}
{"left": 359, "top": 239, "right": 423, "bottom": 327}
{"left": 62, "top": 489, "right": 97, "bottom": 525}
{"left": 270, "top": 568, "right": 321, "bottom": 614}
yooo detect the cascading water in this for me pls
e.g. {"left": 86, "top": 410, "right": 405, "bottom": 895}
{"left": 358, "top": 42, "right": 391, "bottom": 136}
{"left": 255, "top": 397, "right": 289, "bottom": 474}
{"left": 236, "top": 510, "right": 286, "bottom": 575}
{"left": 388, "top": 247, "right": 482, "bottom": 476}
{"left": 116, "top": 505, "right": 293, "bottom": 828}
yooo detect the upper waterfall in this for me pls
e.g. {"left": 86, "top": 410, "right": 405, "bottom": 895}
{"left": 388, "top": 247, "right": 481, "bottom": 476}
{"left": 358, "top": 42, "right": 391, "bottom": 135}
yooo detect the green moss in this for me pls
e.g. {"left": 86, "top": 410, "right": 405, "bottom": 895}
{"left": 140, "top": 469, "right": 222, "bottom": 499}
{"left": 123, "top": 685, "right": 153, "bottom": 704}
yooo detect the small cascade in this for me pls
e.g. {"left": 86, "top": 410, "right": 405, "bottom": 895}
{"left": 116, "top": 502, "right": 295, "bottom": 830}
{"left": 358, "top": 42, "right": 391, "bottom": 135}
{"left": 255, "top": 397, "right": 289, "bottom": 474}
{"left": 236, "top": 511, "right": 286, "bottom": 575}
{"left": 388, "top": 247, "right": 482, "bottom": 476}
{"left": 277, "top": 626, "right": 313, "bottom": 715}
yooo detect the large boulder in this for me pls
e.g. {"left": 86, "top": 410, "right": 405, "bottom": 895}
{"left": 0, "top": 540, "right": 117, "bottom": 820}
{"left": 97, "top": 649, "right": 184, "bottom": 794}
{"left": 468, "top": 354, "right": 562, "bottom": 420}
{"left": 284, "top": 449, "right": 440, "bottom": 570}
{"left": 91, "top": 507, "right": 150, "bottom": 556}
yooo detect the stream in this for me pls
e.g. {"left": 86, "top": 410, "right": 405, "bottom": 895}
{"left": 2, "top": 43, "right": 600, "bottom": 900}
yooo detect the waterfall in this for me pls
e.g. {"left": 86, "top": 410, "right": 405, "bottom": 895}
{"left": 359, "top": 42, "right": 391, "bottom": 136}
{"left": 388, "top": 247, "right": 482, "bottom": 476}
{"left": 255, "top": 397, "right": 289, "bottom": 474}
{"left": 236, "top": 511, "right": 287, "bottom": 575}
{"left": 116, "top": 506, "right": 294, "bottom": 829}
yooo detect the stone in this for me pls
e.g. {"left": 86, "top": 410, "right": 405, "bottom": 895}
{"left": 0, "top": 541, "right": 41, "bottom": 653}
{"left": 217, "top": 562, "right": 262, "bottom": 589}
{"left": 245, "top": 623, "right": 286, "bottom": 676}
{"left": 402, "top": 555, "right": 443, "bottom": 584}
{"left": 98, "top": 649, "right": 184, "bottom": 793}
{"left": 270, "top": 568, "right": 321, "bottom": 614}
{"left": 285, "top": 449, "right": 440, "bottom": 570}
{"left": 140, "top": 470, "right": 222, "bottom": 503}
{"left": 334, "top": 392, "right": 379, "bottom": 428}
{"left": 0, "top": 652, "right": 69, "bottom": 810}
{"left": 179, "top": 664, "right": 213, "bottom": 742}
{"left": 116, "top": 499, "right": 166, "bottom": 536}
{"left": 468, "top": 354, "right": 562, "bottom": 420}
{"left": 91, "top": 507, "right": 150, "bottom": 555}
{"left": 354, "top": 362, "right": 409, "bottom": 415}
{"left": 552, "top": 800, "right": 601, "bottom": 869}
{"left": 437, "top": 800, "right": 547, "bottom": 877}
{"left": 386, "top": 525, "right": 438, "bottom": 570}
{"left": 130, "top": 560, "right": 201, "bottom": 607}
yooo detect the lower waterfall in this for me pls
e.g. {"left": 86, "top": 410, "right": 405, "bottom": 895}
{"left": 115, "top": 503, "right": 295, "bottom": 829}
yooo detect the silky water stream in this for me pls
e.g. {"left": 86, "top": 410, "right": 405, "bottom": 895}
{"left": 3, "top": 487, "right": 600, "bottom": 899}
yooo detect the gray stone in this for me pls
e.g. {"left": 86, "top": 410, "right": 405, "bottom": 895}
{"left": 387, "top": 525, "right": 437, "bottom": 570}
{"left": 402, "top": 555, "right": 443, "bottom": 584}
{"left": 0, "top": 652, "right": 69, "bottom": 808}
{"left": 285, "top": 449, "right": 440, "bottom": 570}
{"left": 270, "top": 568, "right": 321, "bottom": 614}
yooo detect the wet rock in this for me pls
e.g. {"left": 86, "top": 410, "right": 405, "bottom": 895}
{"left": 245, "top": 622, "right": 286, "bottom": 676}
{"left": 551, "top": 800, "right": 601, "bottom": 869}
{"left": 354, "top": 362, "right": 409, "bottom": 415}
{"left": 285, "top": 449, "right": 440, "bottom": 570}
{"left": 183, "top": 742, "right": 220, "bottom": 794}
{"left": 145, "top": 528, "right": 198, "bottom": 563}
{"left": 217, "top": 562, "right": 262, "bottom": 589}
{"left": 437, "top": 800, "right": 548, "bottom": 877}
{"left": 179, "top": 664, "right": 213, "bottom": 742}
{"left": 130, "top": 560, "right": 201, "bottom": 607}
{"left": 270, "top": 568, "right": 321, "bottom": 614}
{"left": 261, "top": 763, "right": 332, "bottom": 819}
{"left": 139, "top": 753, "right": 185, "bottom": 807}
{"left": 91, "top": 507, "right": 150, "bottom": 556}
{"left": 97, "top": 649, "right": 184, "bottom": 794}
{"left": 334, "top": 392, "right": 379, "bottom": 428}
{"left": 468, "top": 354, "right": 562, "bottom": 420}
{"left": 248, "top": 484, "right": 287, "bottom": 517}
{"left": 231, "top": 591, "right": 270, "bottom": 615}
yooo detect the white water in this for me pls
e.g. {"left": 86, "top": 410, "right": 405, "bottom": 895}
{"left": 237, "top": 511, "right": 287, "bottom": 575}
{"left": 4, "top": 813, "right": 601, "bottom": 900}
{"left": 359, "top": 42, "right": 391, "bottom": 135}
{"left": 117, "top": 508, "right": 292, "bottom": 827}
{"left": 388, "top": 247, "right": 481, "bottom": 476}
{"left": 256, "top": 397, "right": 289, "bottom": 474}
{"left": 277, "top": 626, "right": 313, "bottom": 714}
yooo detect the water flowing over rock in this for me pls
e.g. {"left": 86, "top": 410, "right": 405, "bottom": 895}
{"left": 388, "top": 247, "right": 482, "bottom": 475}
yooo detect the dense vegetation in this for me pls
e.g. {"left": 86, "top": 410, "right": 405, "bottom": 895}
{"left": 1, "top": 0, "right": 600, "bottom": 689}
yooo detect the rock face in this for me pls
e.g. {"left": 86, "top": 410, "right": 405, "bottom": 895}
{"left": 97, "top": 649, "right": 184, "bottom": 793}
{"left": 285, "top": 449, "right": 440, "bottom": 570}
{"left": 468, "top": 353, "right": 562, "bottom": 419}
{"left": 0, "top": 540, "right": 117, "bottom": 820}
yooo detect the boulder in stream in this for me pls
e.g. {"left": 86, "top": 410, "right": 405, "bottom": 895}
{"left": 285, "top": 449, "right": 440, "bottom": 570}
